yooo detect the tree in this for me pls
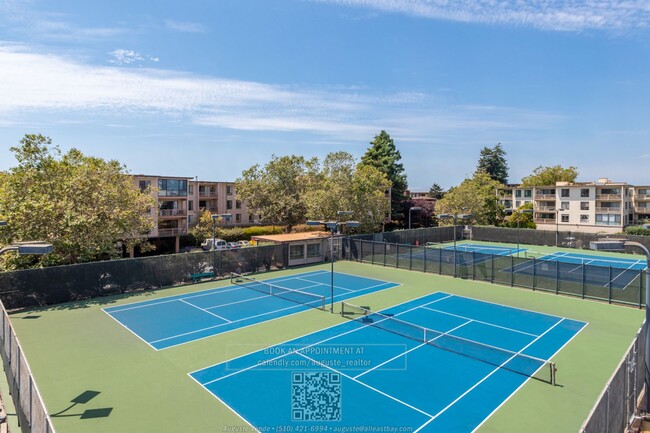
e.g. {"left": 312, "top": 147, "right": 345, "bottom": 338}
{"left": 476, "top": 143, "right": 508, "bottom": 184}
{"left": 428, "top": 183, "right": 445, "bottom": 199}
{"left": 189, "top": 210, "right": 229, "bottom": 244}
{"left": 360, "top": 131, "right": 408, "bottom": 223}
{"left": 436, "top": 172, "right": 505, "bottom": 225}
{"left": 520, "top": 165, "right": 579, "bottom": 187}
{"left": 506, "top": 202, "right": 536, "bottom": 229}
{"left": 304, "top": 152, "right": 391, "bottom": 233}
{"left": 235, "top": 155, "right": 316, "bottom": 232}
{"left": 0, "top": 134, "right": 155, "bottom": 269}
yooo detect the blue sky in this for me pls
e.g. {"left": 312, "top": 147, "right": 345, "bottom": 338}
{"left": 0, "top": 1, "right": 649, "bottom": 191}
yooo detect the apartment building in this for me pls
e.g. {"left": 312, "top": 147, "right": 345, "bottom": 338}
{"left": 133, "top": 175, "right": 259, "bottom": 251}
{"left": 497, "top": 178, "right": 646, "bottom": 234}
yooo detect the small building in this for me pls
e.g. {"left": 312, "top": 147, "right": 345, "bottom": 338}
{"left": 251, "top": 231, "right": 335, "bottom": 267}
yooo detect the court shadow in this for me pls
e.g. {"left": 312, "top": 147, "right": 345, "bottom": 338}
{"left": 51, "top": 390, "right": 112, "bottom": 420}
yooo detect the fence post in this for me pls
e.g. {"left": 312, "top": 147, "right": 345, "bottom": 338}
{"left": 556, "top": 261, "right": 560, "bottom": 295}
{"left": 510, "top": 255, "right": 514, "bottom": 287}
{"left": 582, "top": 264, "right": 586, "bottom": 299}
{"left": 383, "top": 243, "right": 387, "bottom": 267}
{"left": 423, "top": 244, "right": 427, "bottom": 273}
{"left": 490, "top": 254, "right": 494, "bottom": 284}
{"left": 532, "top": 257, "right": 536, "bottom": 290}
{"left": 472, "top": 251, "right": 476, "bottom": 280}
{"left": 608, "top": 266, "right": 613, "bottom": 304}
{"left": 371, "top": 241, "right": 375, "bottom": 265}
{"left": 409, "top": 245, "right": 413, "bottom": 271}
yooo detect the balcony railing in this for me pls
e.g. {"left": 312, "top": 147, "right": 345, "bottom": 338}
{"left": 635, "top": 194, "right": 650, "bottom": 201}
{"left": 535, "top": 194, "right": 556, "bottom": 200}
{"left": 199, "top": 191, "right": 218, "bottom": 197}
{"left": 157, "top": 228, "right": 188, "bottom": 237}
{"left": 595, "top": 207, "right": 622, "bottom": 214}
{"left": 534, "top": 217, "right": 556, "bottom": 224}
{"left": 596, "top": 194, "right": 621, "bottom": 200}
{"left": 536, "top": 206, "right": 556, "bottom": 211}
{"left": 159, "top": 209, "right": 186, "bottom": 217}
{"left": 635, "top": 207, "right": 650, "bottom": 214}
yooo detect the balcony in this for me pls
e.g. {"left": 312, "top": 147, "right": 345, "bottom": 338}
{"left": 536, "top": 206, "right": 556, "bottom": 211}
{"left": 595, "top": 207, "right": 622, "bottom": 214}
{"left": 534, "top": 217, "right": 556, "bottom": 224}
{"left": 596, "top": 194, "right": 621, "bottom": 200}
{"left": 635, "top": 207, "right": 650, "bottom": 214}
{"left": 635, "top": 194, "right": 650, "bottom": 201}
{"left": 199, "top": 191, "right": 218, "bottom": 198}
{"left": 159, "top": 209, "right": 186, "bottom": 218}
{"left": 535, "top": 194, "right": 556, "bottom": 200}
{"left": 157, "top": 228, "right": 188, "bottom": 237}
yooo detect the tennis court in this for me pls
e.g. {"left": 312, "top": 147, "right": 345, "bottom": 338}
{"left": 191, "top": 292, "right": 586, "bottom": 432}
{"left": 401, "top": 242, "right": 524, "bottom": 267}
{"left": 104, "top": 270, "right": 398, "bottom": 350}
{"left": 507, "top": 251, "right": 646, "bottom": 289}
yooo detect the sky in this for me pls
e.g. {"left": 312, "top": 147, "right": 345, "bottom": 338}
{"left": 0, "top": 0, "right": 649, "bottom": 191}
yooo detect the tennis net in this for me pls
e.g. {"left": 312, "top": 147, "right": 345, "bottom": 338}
{"left": 231, "top": 273, "right": 326, "bottom": 310}
{"left": 341, "top": 301, "right": 556, "bottom": 385}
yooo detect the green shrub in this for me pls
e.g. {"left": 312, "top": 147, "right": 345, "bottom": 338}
{"left": 625, "top": 226, "right": 650, "bottom": 236}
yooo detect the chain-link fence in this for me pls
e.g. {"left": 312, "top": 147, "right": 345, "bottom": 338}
{"left": 580, "top": 322, "right": 646, "bottom": 433}
{"left": 0, "top": 245, "right": 288, "bottom": 310}
{"left": 349, "top": 239, "right": 645, "bottom": 307}
{"left": 0, "top": 299, "right": 56, "bottom": 433}
{"left": 471, "top": 226, "right": 650, "bottom": 252}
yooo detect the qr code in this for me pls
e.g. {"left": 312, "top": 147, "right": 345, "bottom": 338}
{"left": 291, "top": 372, "right": 342, "bottom": 421}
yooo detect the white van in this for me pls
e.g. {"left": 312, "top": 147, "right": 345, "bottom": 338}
{"left": 201, "top": 238, "right": 228, "bottom": 251}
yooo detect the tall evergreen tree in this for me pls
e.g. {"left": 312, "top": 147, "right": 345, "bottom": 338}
{"left": 360, "top": 131, "right": 408, "bottom": 222}
{"left": 476, "top": 143, "right": 509, "bottom": 184}
{"left": 428, "top": 183, "right": 444, "bottom": 199}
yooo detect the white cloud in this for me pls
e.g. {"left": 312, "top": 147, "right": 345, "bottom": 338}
{"left": 0, "top": 44, "right": 560, "bottom": 142}
{"left": 164, "top": 19, "right": 207, "bottom": 34}
{"left": 108, "top": 49, "right": 159, "bottom": 65}
{"left": 317, "top": 0, "right": 650, "bottom": 32}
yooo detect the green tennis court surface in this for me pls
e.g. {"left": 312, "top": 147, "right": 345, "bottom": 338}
{"left": 7, "top": 262, "right": 644, "bottom": 433}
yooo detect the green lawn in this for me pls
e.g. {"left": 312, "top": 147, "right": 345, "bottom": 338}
{"left": 8, "top": 261, "right": 644, "bottom": 433}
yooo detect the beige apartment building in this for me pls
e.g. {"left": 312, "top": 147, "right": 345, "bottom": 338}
{"left": 498, "top": 178, "right": 649, "bottom": 234}
{"left": 132, "top": 175, "right": 259, "bottom": 251}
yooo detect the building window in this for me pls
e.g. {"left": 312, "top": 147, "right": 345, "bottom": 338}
{"left": 138, "top": 180, "right": 151, "bottom": 192}
{"left": 235, "top": 214, "right": 241, "bottom": 223}
{"left": 561, "top": 202, "right": 569, "bottom": 210}
{"left": 596, "top": 214, "right": 622, "bottom": 226}
{"left": 249, "top": 214, "right": 254, "bottom": 223}
{"left": 188, "top": 201, "right": 193, "bottom": 211}
{"left": 515, "top": 190, "right": 522, "bottom": 197}
{"left": 236, "top": 200, "right": 242, "bottom": 209}
{"left": 524, "top": 190, "right": 532, "bottom": 198}
{"left": 226, "top": 185, "right": 233, "bottom": 195}
{"left": 561, "top": 214, "right": 569, "bottom": 222}
{"left": 189, "top": 185, "right": 194, "bottom": 194}
{"left": 158, "top": 179, "right": 188, "bottom": 197}
{"left": 306, "top": 243, "right": 321, "bottom": 258}
{"left": 561, "top": 189, "right": 569, "bottom": 197}
{"left": 581, "top": 188, "right": 590, "bottom": 198}
{"left": 580, "top": 202, "right": 589, "bottom": 210}
{"left": 580, "top": 214, "right": 589, "bottom": 223}
{"left": 515, "top": 201, "right": 521, "bottom": 208}
{"left": 226, "top": 200, "right": 233, "bottom": 210}
{"left": 289, "top": 244, "right": 304, "bottom": 260}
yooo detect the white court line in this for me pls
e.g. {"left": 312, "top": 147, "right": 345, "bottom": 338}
{"left": 179, "top": 299, "right": 232, "bottom": 323}
{"left": 295, "top": 351, "right": 434, "bottom": 419}
{"left": 425, "top": 317, "right": 566, "bottom": 426}
{"left": 353, "top": 319, "right": 473, "bottom": 379}
{"left": 199, "top": 294, "right": 455, "bottom": 386}
{"left": 296, "top": 277, "right": 355, "bottom": 293}
{"left": 420, "top": 306, "right": 539, "bottom": 338}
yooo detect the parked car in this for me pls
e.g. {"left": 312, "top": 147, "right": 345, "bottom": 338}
{"left": 227, "top": 242, "right": 240, "bottom": 250}
{"left": 237, "top": 240, "right": 250, "bottom": 247}
{"left": 201, "top": 238, "right": 228, "bottom": 251}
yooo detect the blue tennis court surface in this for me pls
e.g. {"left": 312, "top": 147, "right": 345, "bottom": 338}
{"left": 104, "top": 270, "right": 398, "bottom": 350}
{"left": 191, "top": 293, "right": 586, "bottom": 432}
{"left": 508, "top": 251, "right": 646, "bottom": 289}
{"left": 407, "top": 243, "right": 525, "bottom": 264}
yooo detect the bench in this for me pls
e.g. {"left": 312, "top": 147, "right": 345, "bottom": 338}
{"left": 188, "top": 272, "right": 214, "bottom": 283}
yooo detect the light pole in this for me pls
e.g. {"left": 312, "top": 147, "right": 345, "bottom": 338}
{"left": 307, "top": 211, "right": 359, "bottom": 313}
{"left": 0, "top": 222, "right": 53, "bottom": 255}
{"left": 408, "top": 206, "right": 422, "bottom": 230}
{"left": 211, "top": 213, "right": 231, "bottom": 277}
{"left": 437, "top": 213, "right": 473, "bottom": 277}
{"left": 516, "top": 209, "right": 534, "bottom": 257}
{"left": 591, "top": 239, "right": 650, "bottom": 411}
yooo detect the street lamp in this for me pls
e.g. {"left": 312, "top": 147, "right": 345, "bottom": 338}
{"left": 408, "top": 206, "right": 422, "bottom": 230}
{"left": 307, "top": 211, "right": 360, "bottom": 313}
{"left": 515, "top": 209, "right": 534, "bottom": 257}
{"left": 591, "top": 239, "right": 650, "bottom": 411}
{"left": 0, "top": 241, "right": 54, "bottom": 255}
{"left": 211, "top": 213, "right": 231, "bottom": 277}
{"left": 437, "top": 213, "right": 473, "bottom": 277}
